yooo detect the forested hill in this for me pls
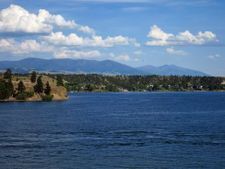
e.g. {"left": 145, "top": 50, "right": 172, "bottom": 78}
{"left": 61, "top": 74, "right": 225, "bottom": 92}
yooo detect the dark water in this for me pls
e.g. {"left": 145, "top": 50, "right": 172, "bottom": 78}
{"left": 1, "top": 92, "right": 225, "bottom": 169}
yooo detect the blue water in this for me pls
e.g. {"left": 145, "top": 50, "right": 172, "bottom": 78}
{"left": 0, "top": 92, "right": 225, "bottom": 169}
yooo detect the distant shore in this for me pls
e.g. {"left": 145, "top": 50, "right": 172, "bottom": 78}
{"left": 61, "top": 74, "right": 225, "bottom": 93}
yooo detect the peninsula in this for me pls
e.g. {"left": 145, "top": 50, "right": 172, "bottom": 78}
{"left": 0, "top": 69, "right": 68, "bottom": 102}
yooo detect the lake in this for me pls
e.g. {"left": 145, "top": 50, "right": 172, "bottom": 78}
{"left": 0, "top": 92, "right": 225, "bottom": 169}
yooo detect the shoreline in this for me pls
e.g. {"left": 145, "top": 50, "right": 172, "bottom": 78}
{"left": 1, "top": 91, "right": 224, "bottom": 102}
{"left": 0, "top": 97, "right": 69, "bottom": 103}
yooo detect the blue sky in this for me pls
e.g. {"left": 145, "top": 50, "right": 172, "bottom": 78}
{"left": 0, "top": 0, "right": 225, "bottom": 75}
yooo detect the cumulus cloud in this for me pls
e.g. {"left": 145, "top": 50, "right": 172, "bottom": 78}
{"left": 0, "top": 38, "right": 52, "bottom": 54}
{"left": 176, "top": 30, "right": 216, "bottom": 45}
{"left": 166, "top": 47, "right": 187, "bottom": 56}
{"left": 0, "top": 38, "right": 101, "bottom": 59}
{"left": 0, "top": 4, "right": 141, "bottom": 61}
{"left": 42, "top": 32, "right": 84, "bottom": 46}
{"left": 147, "top": 25, "right": 173, "bottom": 41}
{"left": 54, "top": 49, "right": 101, "bottom": 59}
{"left": 146, "top": 25, "right": 217, "bottom": 46}
{"left": 77, "top": 25, "right": 95, "bottom": 35}
{"left": 43, "top": 32, "right": 140, "bottom": 47}
{"left": 0, "top": 4, "right": 94, "bottom": 34}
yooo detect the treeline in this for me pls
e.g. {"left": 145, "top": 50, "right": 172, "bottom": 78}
{"left": 61, "top": 74, "right": 225, "bottom": 92}
{"left": 0, "top": 69, "right": 62, "bottom": 101}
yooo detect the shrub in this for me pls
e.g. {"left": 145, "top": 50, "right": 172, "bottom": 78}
{"left": 41, "top": 95, "right": 53, "bottom": 101}
{"left": 26, "top": 91, "right": 34, "bottom": 97}
{"left": 16, "top": 93, "right": 27, "bottom": 101}
{"left": 15, "top": 91, "right": 34, "bottom": 101}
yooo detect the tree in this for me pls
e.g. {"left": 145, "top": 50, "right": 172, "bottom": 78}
{"left": 34, "top": 76, "right": 43, "bottom": 93}
{"left": 57, "top": 75, "right": 64, "bottom": 86}
{"left": 85, "top": 84, "right": 94, "bottom": 92}
{"left": 0, "top": 80, "right": 13, "bottom": 99}
{"left": 0, "top": 80, "right": 8, "bottom": 99}
{"left": 17, "top": 81, "right": 25, "bottom": 94}
{"left": 0, "top": 69, "right": 14, "bottom": 99}
{"left": 44, "top": 81, "right": 51, "bottom": 95}
{"left": 3, "top": 69, "right": 12, "bottom": 80}
{"left": 6, "top": 80, "right": 14, "bottom": 96}
{"left": 30, "top": 71, "right": 37, "bottom": 83}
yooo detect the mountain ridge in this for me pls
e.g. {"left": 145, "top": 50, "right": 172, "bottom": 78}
{"left": 0, "top": 58, "right": 209, "bottom": 76}
{"left": 137, "top": 64, "right": 208, "bottom": 76}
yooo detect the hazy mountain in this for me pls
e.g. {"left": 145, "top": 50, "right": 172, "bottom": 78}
{"left": 0, "top": 58, "right": 208, "bottom": 76}
{"left": 137, "top": 65, "right": 208, "bottom": 76}
{"left": 0, "top": 58, "right": 144, "bottom": 75}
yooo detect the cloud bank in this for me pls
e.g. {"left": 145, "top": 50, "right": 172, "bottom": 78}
{"left": 0, "top": 4, "right": 139, "bottom": 60}
{"left": 146, "top": 25, "right": 217, "bottom": 46}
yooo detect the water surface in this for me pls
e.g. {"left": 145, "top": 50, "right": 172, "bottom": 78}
{"left": 0, "top": 92, "right": 225, "bottom": 169}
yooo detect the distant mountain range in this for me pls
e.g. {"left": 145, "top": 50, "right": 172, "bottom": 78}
{"left": 0, "top": 58, "right": 208, "bottom": 76}
{"left": 137, "top": 65, "right": 208, "bottom": 76}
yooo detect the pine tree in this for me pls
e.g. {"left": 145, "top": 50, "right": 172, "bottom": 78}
{"left": 44, "top": 81, "right": 51, "bottom": 95}
{"left": 1, "top": 69, "right": 14, "bottom": 99}
{"left": 0, "top": 80, "right": 14, "bottom": 99}
{"left": 0, "top": 80, "right": 8, "bottom": 99}
{"left": 30, "top": 71, "right": 37, "bottom": 83}
{"left": 34, "top": 76, "right": 43, "bottom": 93}
{"left": 3, "top": 69, "right": 12, "bottom": 80}
{"left": 17, "top": 81, "right": 25, "bottom": 94}
{"left": 56, "top": 75, "right": 64, "bottom": 86}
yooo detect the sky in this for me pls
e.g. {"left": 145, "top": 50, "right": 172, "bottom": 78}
{"left": 0, "top": 0, "right": 225, "bottom": 76}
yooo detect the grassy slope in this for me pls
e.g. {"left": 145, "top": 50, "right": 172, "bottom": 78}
{"left": 8, "top": 75, "right": 68, "bottom": 101}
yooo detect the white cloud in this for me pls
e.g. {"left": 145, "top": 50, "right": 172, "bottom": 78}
{"left": 0, "top": 4, "right": 141, "bottom": 60}
{"left": 109, "top": 52, "right": 141, "bottom": 62}
{"left": 114, "top": 54, "right": 130, "bottom": 61}
{"left": 208, "top": 54, "right": 221, "bottom": 59}
{"left": 0, "top": 4, "right": 94, "bottom": 34}
{"left": 146, "top": 25, "right": 217, "bottom": 46}
{"left": 0, "top": 5, "right": 51, "bottom": 33}
{"left": 146, "top": 40, "right": 175, "bottom": 46}
{"left": 177, "top": 31, "right": 216, "bottom": 45}
{"left": 77, "top": 25, "right": 95, "bottom": 35}
{"left": 42, "top": 32, "right": 84, "bottom": 46}
{"left": 38, "top": 9, "right": 75, "bottom": 28}
{"left": 54, "top": 49, "right": 101, "bottom": 59}
{"left": 0, "top": 38, "right": 101, "bottom": 59}
{"left": 0, "top": 38, "right": 52, "bottom": 54}
{"left": 147, "top": 25, "right": 173, "bottom": 41}
{"left": 166, "top": 47, "right": 187, "bottom": 56}
{"left": 43, "top": 32, "right": 140, "bottom": 47}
